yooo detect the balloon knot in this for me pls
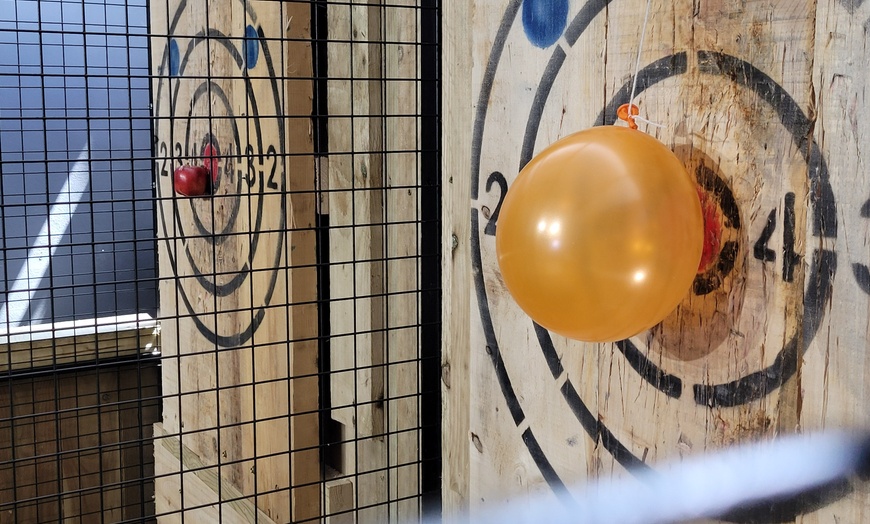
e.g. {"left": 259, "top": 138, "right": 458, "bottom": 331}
{"left": 617, "top": 103, "right": 640, "bottom": 130}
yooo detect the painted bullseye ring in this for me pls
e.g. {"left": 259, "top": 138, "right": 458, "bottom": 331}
{"left": 183, "top": 79, "right": 244, "bottom": 240}
{"left": 153, "top": 0, "right": 286, "bottom": 347}
{"left": 471, "top": 0, "right": 838, "bottom": 520}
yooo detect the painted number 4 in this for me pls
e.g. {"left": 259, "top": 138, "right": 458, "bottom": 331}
{"left": 753, "top": 192, "right": 800, "bottom": 282}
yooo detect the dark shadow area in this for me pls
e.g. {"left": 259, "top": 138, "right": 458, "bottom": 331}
{"left": 649, "top": 146, "right": 745, "bottom": 362}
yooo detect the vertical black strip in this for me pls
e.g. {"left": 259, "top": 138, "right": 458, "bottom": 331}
{"left": 312, "top": 0, "right": 329, "bottom": 155}
{"left": 316, "top": 210, "right": 334, "bottom": 473}
{"left": 311, "top": 0, "right": 333, "bottom": 478}
{"left": 420, "top": 0, "right": 442, "bottom": 517}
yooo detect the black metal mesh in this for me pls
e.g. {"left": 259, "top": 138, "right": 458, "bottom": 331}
{"left": 1, "top": 0, "right": 160, "bottom": 521}
{"left": 0, "top": 0, "right": 441, "bottom": 522}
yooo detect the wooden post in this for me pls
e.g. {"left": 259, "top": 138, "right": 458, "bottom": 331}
{"left": 799, "top": 1, "right": 870, "bottom": 521}
{"left": 284, "top": 6, "right": 321, "bottom": 521}
{"left": 326, "top": 2, "right": 389, "bottom": 521}
{"left": 327, "top": 0, "right": 387, "bottom": 444}
{"left": 326, "top": 2, "right": 424, "bottom": 521}
{"left": 442, "top": 0, "right": 473, "bottom": 517}
{"left": 384, "top": 1, "right": 423, "bottom": 520}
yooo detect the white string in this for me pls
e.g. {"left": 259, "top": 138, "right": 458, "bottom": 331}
{"left": 619, "top": 0, "right": 661, "bottom": 129}
{"left": 627, "top": 0, "right": 653, "bottom": 112}
{"left": 633, "top": 114, "right": 663, "bottom": 128}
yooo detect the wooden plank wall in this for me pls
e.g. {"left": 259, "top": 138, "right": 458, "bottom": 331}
{"left": 326, "top": 1, "right": 422, "bottom": 521}
{"left": 445, "top": 0, "right": 870, "bottom": 521}
{"left": 0, "top": 363, "right": 161, "bottom": 523}
{"left": 150, "top": 0, "right": 318, "bottom": 521}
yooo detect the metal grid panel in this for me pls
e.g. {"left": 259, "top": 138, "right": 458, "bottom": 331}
{"left": 1, "top": 0, "right": 160, "bottom": 521}
{"left": 1, "top": 0, "right": 441, "bottom": 521}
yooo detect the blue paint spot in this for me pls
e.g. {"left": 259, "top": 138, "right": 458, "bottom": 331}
{"left": 244, "top": 25, "right": 260, "bottom": 69}
{"left": 522, "top": 0, "right": 569, "bottom": 48}
{"left": 169, "top": 39, "right": 180, "bottom": 76}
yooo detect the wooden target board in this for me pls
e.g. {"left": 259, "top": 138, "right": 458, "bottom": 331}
{"left": 445, "top": 0, "right": 870, "bottom": 521}
{"left": 149, "top": 1, "right": 318, "bottom": 521}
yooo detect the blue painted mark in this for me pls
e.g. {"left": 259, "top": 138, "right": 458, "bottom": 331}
{"left": 244, "top": 25, "right": 260, "bottom": 69}
{"left": 169, "top": 39, "right": 180, "bottom": 76}
{"left": 522, "top": 0, "right": 569, "bottom": 48}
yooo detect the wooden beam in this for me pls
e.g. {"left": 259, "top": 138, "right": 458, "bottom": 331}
{"left": 283, "top": 2, "right": 321, "bottom": 521}
{"left": 324, "top": 479, "right": 355, "bottom": 524}
{"left": 327, "top": 0, "right": 387, "bottom": 442}
{"left": 442, "top": 0, "right": 473, "bottom": 517}
{"left": 327, "top": 2, "right": 388, "bottom": 521}
{"left": 326, "top": 3, "right": 389, "bottom": 520}
{"left": 326, "top": 2, "right": 426, "bottom": 520}
{"left": 798, "top": 0, "right": 870, "bottom": 520}
{"left": 153, "top": 423, "right": 278, "bottom": 524}
{"left": 384, "top": 1, "right": 422, "bottom": 521}
{"left": 0, "top": 314, "right": 158, "bottom": 373}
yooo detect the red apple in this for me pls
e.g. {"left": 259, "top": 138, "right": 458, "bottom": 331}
{"left": 173, "top": 164, "right": 211, "bottom": 197}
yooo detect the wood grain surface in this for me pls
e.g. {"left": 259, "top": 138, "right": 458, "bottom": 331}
{"left": 446, "top": 0, "right": 870, "bottom": 521}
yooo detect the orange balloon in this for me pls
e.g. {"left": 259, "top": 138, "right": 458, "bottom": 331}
{"left": 495, "top": 126, "right": 703, "bottom": 342}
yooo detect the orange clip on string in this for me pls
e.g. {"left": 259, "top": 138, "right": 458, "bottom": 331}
{"left": 617, "top": 103, "right": 640, "bottom": 130}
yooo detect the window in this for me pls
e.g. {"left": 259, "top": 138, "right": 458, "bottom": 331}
{"left": 0, "top": 0, "right": 156, "bottom": 331}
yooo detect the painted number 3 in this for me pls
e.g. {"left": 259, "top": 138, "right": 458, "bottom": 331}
{"left": 240, "top": 144, "right": 279, "bottom": 190}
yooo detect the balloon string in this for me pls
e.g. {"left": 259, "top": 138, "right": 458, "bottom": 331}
{"left": 633, "top": 114, "right": 663, "bottom": 128}
{"left": 627, "top": 0, "right": 652, "bottom": 114}
{"left": 618, "top": 0, "right": 662, "bottom": 129}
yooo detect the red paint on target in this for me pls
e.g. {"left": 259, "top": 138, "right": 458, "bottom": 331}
{"left": 201, "top": 142, "right": 220, "bottom": 183}
{"left": 696, "top": 186, "right": 723, "bottom": 273}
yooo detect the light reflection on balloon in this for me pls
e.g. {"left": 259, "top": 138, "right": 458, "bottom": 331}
{"left": 495, "top": 126, "right": 704, "bottom": 342}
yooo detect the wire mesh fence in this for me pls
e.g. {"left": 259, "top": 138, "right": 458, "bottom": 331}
{"left": 0, "top": 0, "right": 441, "bottom": 521}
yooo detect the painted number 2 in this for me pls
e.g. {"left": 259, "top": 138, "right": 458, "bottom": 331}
{"left": 484, "top": 171, "right": 508, "bottom": 236}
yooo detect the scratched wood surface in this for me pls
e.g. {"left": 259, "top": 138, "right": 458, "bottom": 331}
{"left": 150, "top": 0, "right": 318, "bottom": 521}
{"left": 447, "top": 0, "right": 870, "bottom": 520}
{"left": 798, "top": 1, "right": 870, "bottom": 521}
